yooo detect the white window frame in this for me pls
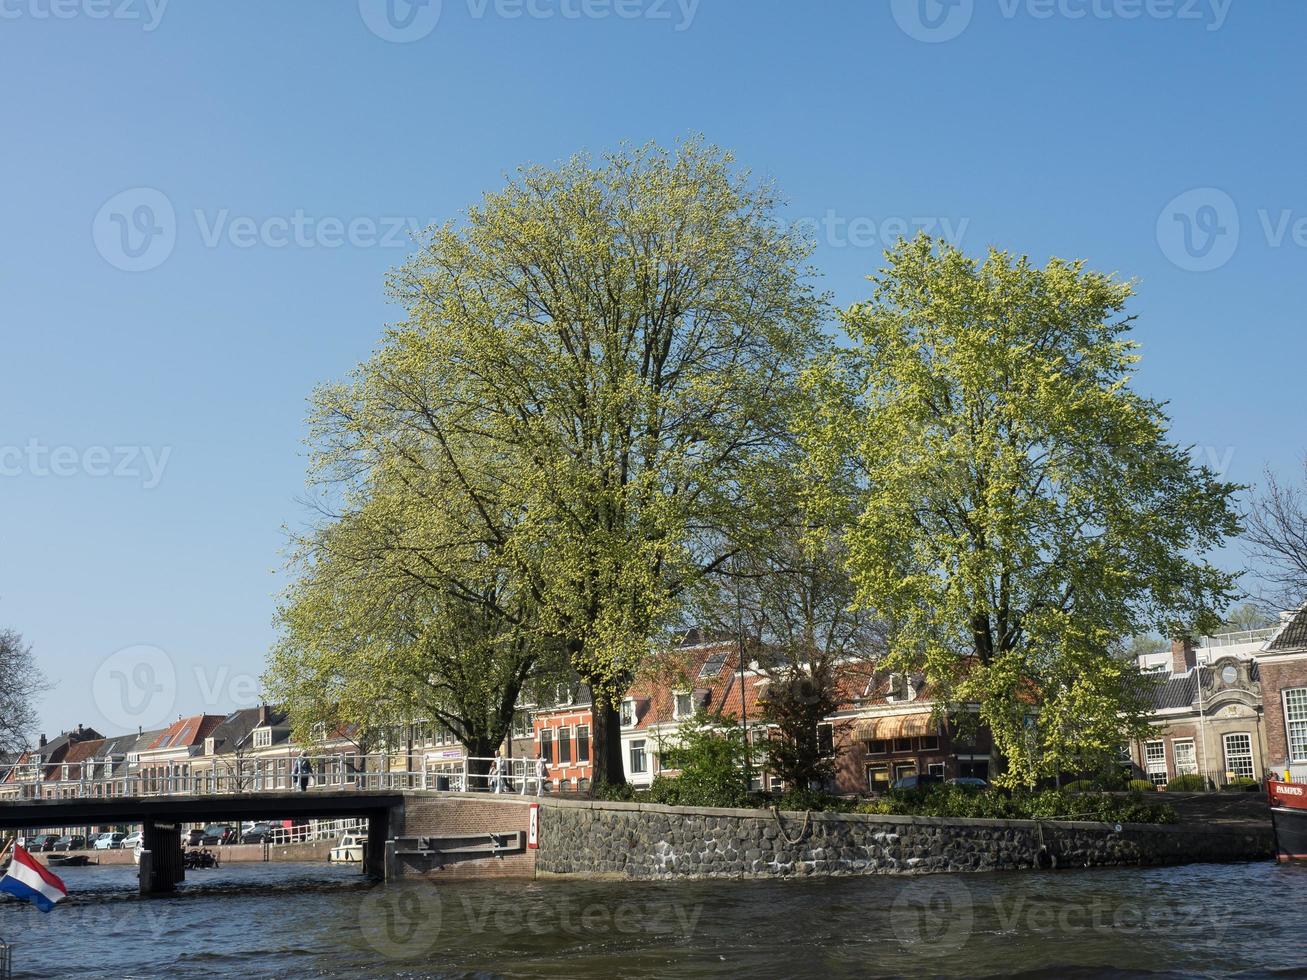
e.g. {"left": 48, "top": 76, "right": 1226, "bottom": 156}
{"left": 673, "top": 691, "right": 694, "bottom": 720}
{"left": 1144, "top": 740, "right": 1168, "bottom": 786}
{"left": 1283, "top": 689, "right": 1307, "bottom": 764}
{"left": 620, "top": 699, "right": 636, "bottom": 728}
{"left": 252, "top": 727, "right": 272, "bottom": 749}
{"left": 1222, "top": 732, "right": 1255, "bottom": 780}
{"left": 1172, "top": 738, "right": 1198, "bottom": 776}
{"left": 629, "top": 739, "right": 648, "bottom": 775}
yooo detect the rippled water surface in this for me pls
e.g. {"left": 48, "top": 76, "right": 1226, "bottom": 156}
{"left": 0, "top": 860, "right": 1303, "bottom": 978}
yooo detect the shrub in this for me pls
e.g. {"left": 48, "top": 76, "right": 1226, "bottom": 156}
{"left": 858, "top": 786, "right": 1176, "bottom": 825}
{"left": 1127, "top": 779, "right": 1156, "bottom": 793}
{"left": 1062, "top": 779, "right": 1095, "bottom": 793}
{"left": 1221, "top": 776, "right": 1258, "bottom": 792}
{"left": 774, "top": 788, "right": 856, "bottom": 813}
{"left": 1165, "top": 774, "right": 1208, "bottom": 792}
{"left": 648, "top": 719, "right": 752, "bottom": 809}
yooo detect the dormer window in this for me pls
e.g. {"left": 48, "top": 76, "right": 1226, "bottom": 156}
{"left": 620, "top": 699, "right": 636, "bottom": 728}
{"left": 252, "top": 727, "right": 272, "bottom": 749}
{"left": 887, "top": 673, "right": 910, "bottom": 701}
{"left": 556, "top": 682, "right": 572, "bottom": 706}
{"left": 204, "top": 737, "right": 216, "bottom": 756}
{"left": 673, "top": 692, "right": 694, "bottom": 720}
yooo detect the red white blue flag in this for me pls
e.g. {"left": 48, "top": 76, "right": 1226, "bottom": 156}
{"left": 0, "top": 845, "right": 68, "bottom": 912}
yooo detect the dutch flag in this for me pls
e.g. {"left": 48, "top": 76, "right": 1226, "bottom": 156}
{"left": 0, "top": 845, "right": 68, "bottom": 912}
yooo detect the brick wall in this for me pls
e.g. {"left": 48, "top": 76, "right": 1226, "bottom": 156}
{"left": 1260, "top": 656, "right": 1307, "bottom": 774}
{"left": 398, "top": 793, "right": 538, "bottom": 880}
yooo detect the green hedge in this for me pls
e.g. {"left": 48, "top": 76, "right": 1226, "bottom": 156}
{"left": 1165, "top": 774, "right": 1208, "bottom": 792}
{"left": 1221, "top": 776, "right": 1259, "bottom": 792}
{"left": 858, "top": 786, "right": 1177, "bottom": 825}
{"left": 1127, "top": 779, "right": 1157, "bottom": 793}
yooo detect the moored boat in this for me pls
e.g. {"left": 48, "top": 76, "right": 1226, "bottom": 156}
{"left": 1268, "top": 780, "right": 1307, "bottom": 862}
{"left": 328, "top": 834, "right": 365, "bottom": 863}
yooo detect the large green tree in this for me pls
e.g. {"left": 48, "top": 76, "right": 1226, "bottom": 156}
{"left": 801, "top": 236, "right": 1241, "bottom": 786}
{"left": 294, "top": 139, "right": 824, "bottom": 784}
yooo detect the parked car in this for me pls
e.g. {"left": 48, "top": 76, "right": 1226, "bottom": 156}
{"left": 199, "top": 824, "right": 236, "bottom": 845}
{"left": 238, "top": 823, "right": 277, "bottom": 844}
{"left": 890, "top": 774, "right": 945, "bottom": 792}
{"left": 947, "top": 777, "right": 989, "bottom": 789}
{"left": 93, "top": 832, "right": 127, "bottom": 850}
{"left": 25, "top": 834, "right": 60, "bottom": 852}
{"left": 51, "top": 835, "right": 86, "bottom": 851}
{"left": 120, "top": 831, "right": 143, "bottom": 850}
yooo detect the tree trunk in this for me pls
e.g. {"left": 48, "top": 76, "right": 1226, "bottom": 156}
{"left": 590, "top": 700, "right": 626, "bottom": 787}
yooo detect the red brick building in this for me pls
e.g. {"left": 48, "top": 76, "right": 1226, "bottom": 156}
{"left": 1258, "top": 604, "right": 1307, "bottom": 781}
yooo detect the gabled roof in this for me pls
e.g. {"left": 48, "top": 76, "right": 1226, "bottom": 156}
{"left": 143, "top": 714, "right": 225, "bottom": 752}
{"left": 1137, "top": 661, "right": 1262, "bottom": 711}
{"left": 1264, "top": 604, "right": 1307, "bottom": 654}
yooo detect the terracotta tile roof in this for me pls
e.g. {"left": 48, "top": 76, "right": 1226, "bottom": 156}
{"left": 1265, "top": 604, "right": 1307, "bottom": 654}
{"left": 145, "top": 714, "right": 225, "bottom": 751}
{"left": 45, "top": 738, "right": 106, "bottom": 781}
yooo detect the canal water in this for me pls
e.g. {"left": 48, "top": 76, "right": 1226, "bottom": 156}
{"left": 0, "top": 861, "right": 1303, "bottom": 977}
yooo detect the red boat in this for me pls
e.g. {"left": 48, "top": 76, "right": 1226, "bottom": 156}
{"left": 1268, "top": 781, "right": 1307, "bottom": 862}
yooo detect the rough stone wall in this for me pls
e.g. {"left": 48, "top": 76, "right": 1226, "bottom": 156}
{"left": 536, "top": 799, "right": 1272, "bottom": 879}
{"left": 399, "top": 793, "right": 537, "bottom": 880}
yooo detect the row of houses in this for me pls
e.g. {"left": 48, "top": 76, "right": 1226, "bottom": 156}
{"left": 7, "top": 606, "right": 1307, "bottom": 801}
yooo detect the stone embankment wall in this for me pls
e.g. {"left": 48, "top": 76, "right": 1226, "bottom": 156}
{"left": 535, "top": 798, "right": 1273, "bottom": 879}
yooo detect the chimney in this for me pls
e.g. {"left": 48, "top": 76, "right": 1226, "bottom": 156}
{"left": 1171, "top": 638, "right": 1197, "bottom": 675}
{"left": 258, "top": 703, "right": 270, "bottom": 726}
{"left": 38, "top": 734, "right": 46, "bottom": 749}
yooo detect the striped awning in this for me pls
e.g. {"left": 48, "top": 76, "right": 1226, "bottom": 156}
{"left": 856, "top": 714, "right": 937, "bottom": 741}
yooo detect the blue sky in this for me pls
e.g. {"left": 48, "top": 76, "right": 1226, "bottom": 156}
{"left": 2, "top": 0, "right": 1303, "bottom": 740}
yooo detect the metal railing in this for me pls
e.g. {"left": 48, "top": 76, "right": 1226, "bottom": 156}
{"left": 1198, "top": 626, "right": 1278, "bottom": 649}
{"left": 0, "top": 753, "right": 551, "bottom": 801}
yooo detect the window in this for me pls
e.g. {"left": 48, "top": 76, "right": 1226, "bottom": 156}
{"left": 1284, "top": 689, "right": 1307, "bottom": 764}
{"left": 866, "top": 764, "right": 889, "bottom": 790}
{"left": 894, "top": 762, "right": 917, "bottom": 781}
{"left": 557, "top": 727, "right": 572, "bottom": 765}
{"left": 629, "top": 740, "right": 648, "bottom": 774}
{"left": 539, "top": 729, "right": 553, "bottom": 765}
{"left": 620, "top": 699, "right": 636, "bottom": 728}
{"left": 555, "top": 682, "right": 572, "bottom": 706}
{"left": 893, "top": 737, "right": 913, "bottom": 754}
{"left": 674, "top": 692, "right": 694, "bottom": 720}
{"left": 1223, "top": 732, "right": 1254, "bottom": 780}
{"left": 927, "top": 762, "right": 946, "bottom": 778}
{"left": 699, "top": 651, "right": 729, "bottom": 678}
{"left": 1172, "top": 739, "right": 1198, "bottom": 776}
{"left": 1145, "top": 740, "right": 1168, "bottom": 786}
{"left": 817, "top": 723, "right": 834, "bottom": 757}
{"left": 865, "top": 738, "right": 888, "bottom": 755}
{"left": 253, "top": 728, "right": 272, "bottom": 749}
{"left": 576, "top": 725, "right": 590, "bottom": 764}
{"left": 919, "top": 735, "right": 940, "bottom": 751}
{"left": 204, "top": 737, "right": 215, "bottom": 756}
{"left": 512, "top": 712, "right": 533, "bottom": 739}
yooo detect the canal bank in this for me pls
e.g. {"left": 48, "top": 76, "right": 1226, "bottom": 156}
{"left": 533, "top": 798, "right": 1273, "bottom": 879}
{"left": 386, "top": 792, "right": 1274, "bottom": 882}
{"left": 24, "top": 838, "right": 340, "bottom": 867}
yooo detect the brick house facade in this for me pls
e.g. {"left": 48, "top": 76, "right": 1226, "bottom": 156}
{"left": 1258, "top": 604, "right": 1307, "bottom": 781}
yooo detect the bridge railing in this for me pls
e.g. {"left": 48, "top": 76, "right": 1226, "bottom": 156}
{"left": 0, "top": 753, "right": 551, "bottom": 801}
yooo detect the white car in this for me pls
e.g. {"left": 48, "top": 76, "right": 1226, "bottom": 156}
{"left": 120, "top": 831, "right": 143, "bottom": 850}
{"left": 93, "top": 832, "right": 126, "bottom": 850}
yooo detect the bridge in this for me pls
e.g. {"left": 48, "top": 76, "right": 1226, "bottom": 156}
{"left": 0, "top": 791, "right": 403, "bottom": 892}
